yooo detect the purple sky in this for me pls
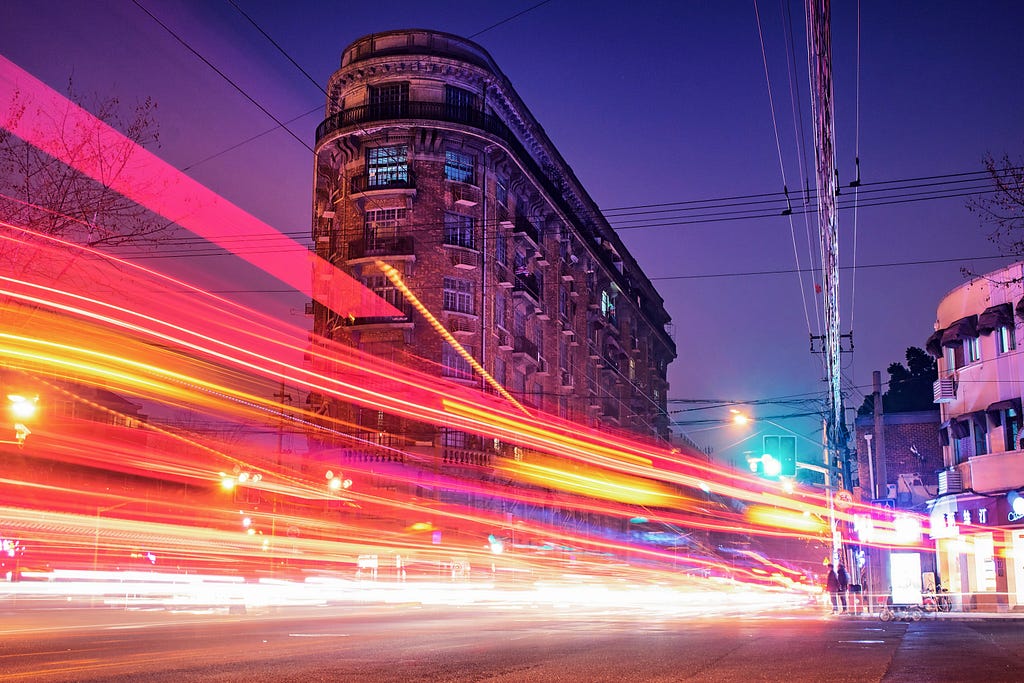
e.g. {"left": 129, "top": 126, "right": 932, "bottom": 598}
{"left": 3, "top": 1, "right": 1022, "bottom": 461}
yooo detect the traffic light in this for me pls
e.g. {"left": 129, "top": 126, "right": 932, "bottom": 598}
{"left": 6, "top": 393, "right": 38, "bottom": 447}
{"left": 763, "top": 435, "right": 797, "bottom": 477}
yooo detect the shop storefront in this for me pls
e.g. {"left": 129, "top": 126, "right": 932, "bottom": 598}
{"left": 929, "top": 493, "right": 1018, "bottom": 611}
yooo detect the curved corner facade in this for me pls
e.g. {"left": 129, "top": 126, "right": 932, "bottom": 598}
{"left": 309, "top": 30, "right": 676, "bottom": 465}
{"left": 926, "top": 261, "right": 1024, "bottom": 610}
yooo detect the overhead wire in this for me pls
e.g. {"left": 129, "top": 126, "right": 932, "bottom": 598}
{"left": 753, "top": 0, "right": 816, "bottom": 337}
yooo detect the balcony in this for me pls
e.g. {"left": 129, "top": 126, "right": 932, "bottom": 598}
{"left": 347, "top": 236, "right": 415, "bottom": 262}
{"left": 512, "top": 337, "right": 540, "bottom": 364}
{"left": 513, "top": 215, "right": 540, "bottom": 248}
{"left": 350, "top": 170, "right": 416, "bottom": 196}
{"left": 958, "top": 450, "right": 1024, "bottom": 494}
{"left": 342, "top": 300, "right": 414, "bottom": 328}
{"left": 512, "top": 273, "right": 540, "bottom": 304}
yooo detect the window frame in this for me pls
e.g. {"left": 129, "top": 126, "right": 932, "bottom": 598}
{"left": 443, "top": 276, "right": 475, "bottom": 315}
{"left": 443, "top": 211, "right": 476, "bottom": 249}
{"left": 998, "top": 325, "right": 1017, "bottom": 354}
{"left": 366, "top": 145, "right": 408, "bottom": 187}
{"left": 441, "top": 342, "right": 474, "bottom": 380}
{"left": 444, "top": 149, "right": 475, "bottom": 184}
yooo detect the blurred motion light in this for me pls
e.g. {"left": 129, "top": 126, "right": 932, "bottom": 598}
{"left": 7, "top": 394, "right": 37, "bottom": 419}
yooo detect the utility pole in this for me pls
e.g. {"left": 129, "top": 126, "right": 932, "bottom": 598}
{"left": 806, "top": 0, "right": 849, "bottom": 490}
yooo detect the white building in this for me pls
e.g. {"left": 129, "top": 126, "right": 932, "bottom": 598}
{"left": 926, "top": 261, "right": 1024, "bottom": 611}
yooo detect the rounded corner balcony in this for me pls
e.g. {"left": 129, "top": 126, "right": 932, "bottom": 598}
{"left": 350, "top": 169, "right": 417, "bottom": 199}
{"left": 315, "top": 102, "right": 508, "bottom": 148}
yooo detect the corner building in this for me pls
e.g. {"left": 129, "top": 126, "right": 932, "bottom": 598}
{"left": 310, "top": 30, "right": 676, "bottom": 461}
{"left": 925, "top": 261, "right": 1024, "bottom": 611}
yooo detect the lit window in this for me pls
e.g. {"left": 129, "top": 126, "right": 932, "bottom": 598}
{"left": 445, "top": 149, "right": 475, "bottom": 183}
{"left": 443, "top": 277, "right": 474, "bottom": 314}
{"left": 444, "top": 212, "right": 475, "bottom": 249}
{"left": 998, "top": 325, "right": 1017, "bottom": 354}
{"left": 366, "top": 145, "right": 408, "bottom": 187}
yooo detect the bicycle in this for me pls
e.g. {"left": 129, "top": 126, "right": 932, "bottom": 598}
{"left": 922, "top": 587, "right": 952, "bottom": 613}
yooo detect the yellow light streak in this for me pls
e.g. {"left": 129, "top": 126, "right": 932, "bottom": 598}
{"left": 376, "top": 261, "right": 529, "bottom": 415}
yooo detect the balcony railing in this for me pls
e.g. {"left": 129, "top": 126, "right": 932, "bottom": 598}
{"left": 959, "top": 450, "right": 1024, "bottom": 495}
{"left": 513, "top": 215, "right": 539, "bottom": 246}
{"left": 351, "top": 169, "right": 416, "bottom": 194}
{"left": 347, "top": 236, "right": 415, "bottom": 260}
{"left": 512, "top": 337, "right": 540, "bottom": 363}
{"left": 512, "top": 273, "right": 540, "bottom": 303}
{"left": 342, "top": 299, "right": 414, "bottom": 327}
{"left": 316, "top": 99, "right": 674, "bottom": 347}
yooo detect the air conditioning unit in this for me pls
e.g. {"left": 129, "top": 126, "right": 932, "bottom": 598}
{"left": 497, "top": 330, "right": 513, "bottom": 350}
{"left": 933, "top": 378, "right": 957, "bottom": 403}
{"left": 451, "top": 249, "right": 478, "bottom": 270}
{"left": 938, "top": 468, "right": 963, "bottom": 495}
{"left": 448, "top": 317, "right": 475, "bottom": 336}
{"left": 452, "top": 185, "right": 478, "bottom": 207}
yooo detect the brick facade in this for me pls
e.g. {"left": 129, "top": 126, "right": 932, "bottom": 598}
{"left": 309, "top": 30, "right": 676, "bottom": 463}
{"left": 853, "top": 411, "right": 942, "bottom": 499}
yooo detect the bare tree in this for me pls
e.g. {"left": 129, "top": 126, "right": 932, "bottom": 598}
{"left": 0, "top": 77, "right": 176, "bottom": 249}
{"left": 968, "top": 152, "right": 1024, "bottom": 256}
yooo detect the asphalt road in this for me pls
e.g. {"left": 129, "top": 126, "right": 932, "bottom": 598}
{"left": 0, "top": 604, "right": 1022, "bottom": 682}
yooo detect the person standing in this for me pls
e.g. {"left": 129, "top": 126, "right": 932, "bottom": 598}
{"left": 836, "top": 563, "right": 850, "bottom": 614}
{"left": 825, "top": 563, "right": 841, "bottom": 614}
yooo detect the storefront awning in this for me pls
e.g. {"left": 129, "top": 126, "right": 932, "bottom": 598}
{"left": 925, "top": 329, "right": 945, "bottom": 358}
{"left": 940, "top": 315, "right": 978, "bottom": 347}
{"left": 978, "top": 303, "right": 1014, "bottom": 334}
{"left": 987, "top": 398, "right": 1022, "bottom": 414}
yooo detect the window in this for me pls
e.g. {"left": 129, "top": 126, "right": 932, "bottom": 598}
{"left": 495, "top": 292, "right": 507, "bottom": 330}
{"left": 494, "top": 356, "right": 506, "bottom": 387}
{"left": 495, "top": 234, "right": 507, "bottom": 266}
{"left": 559, "top": 286, "right": 569, "bottom": 319}
{"left": 945, "top": 345, "right": 958, "bottom": 371}
{"left": 966, "top": 336, "right": 981, "bottom": 364}
{"left": 513, "top": 308, "right": 526, "bottom": 338}
{"left": 1005, "top": 407, "right": 1022, "bottom": 452}
{"left": 368, "top": 82, "right": 408, "bottom": 116}
{"left": 998, "top": 325, "right": 1017, "bottom": 354}
{"left": 442, "top": 342, "right": 473, "bottom": 380}
{"left": 364, "top": 208, "right": 407, "bottom": 246}
{"left": 445, "top": 149, "right": 475, "bottom": 184}
{"left": 362, "top": 275, "right": 408, "bottom": 315}
{"left": 601, "top": 290, "right": 615, "bottom": 318}
{"left": 974, "top": 418, "right": 988, "bottom": 456}
{"left": 366, "top": 145, "right": 408, "bottom": 186}
{"left": 496, "top": 175, "right": 509, "bottom": 206}
{"left": 445, "top": 85, "right": 477, "bottom": 121}
{"left": 444, "top": 212, "right": 475, "bottom": 249}
{"left": 443, "top": 277, "right": 474, "bottom": 314}
{"left": 442, "top": 428, "right": 468, "bottom": 448}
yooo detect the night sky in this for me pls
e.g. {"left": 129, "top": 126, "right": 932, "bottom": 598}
{"left": 2, "top": 1, "right": 1022, "bottom": 461}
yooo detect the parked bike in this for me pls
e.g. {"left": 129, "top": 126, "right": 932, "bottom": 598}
{"left": 922, "top": 586, "right": 952, "bottom": 613}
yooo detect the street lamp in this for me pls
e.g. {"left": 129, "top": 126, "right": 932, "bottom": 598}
{"left": 732, "top": 411, "right": 842, "bottom": 564}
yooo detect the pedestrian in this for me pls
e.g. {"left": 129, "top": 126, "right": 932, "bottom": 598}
{"left": 825, "top": 563, "right": 841, "bottom": 614}
{"left": 836, "top": 563, "right": 849, "bottom": 614}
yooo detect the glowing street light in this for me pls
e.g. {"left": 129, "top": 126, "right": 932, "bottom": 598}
{"left": 326, "top": 470, "right": 352, "bottom": 492}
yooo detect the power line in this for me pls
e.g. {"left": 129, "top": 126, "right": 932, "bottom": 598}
{"left": 131, "top": 0, "right": 313, "bottom": 153}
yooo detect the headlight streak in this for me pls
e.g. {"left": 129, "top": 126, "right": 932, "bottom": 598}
{"left": 0, "top": 55, "right": 931, "bottom": 602}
